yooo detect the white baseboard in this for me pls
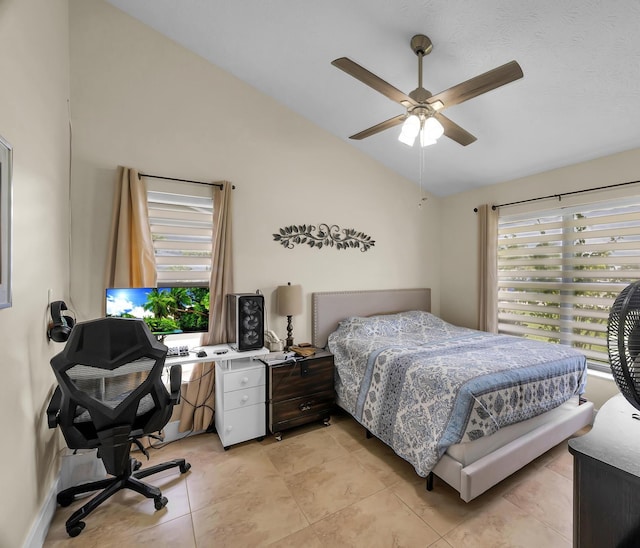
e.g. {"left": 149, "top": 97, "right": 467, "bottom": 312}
{"left": 23, "top": 477, "right": 60, "bottom": 548}
{"left": 162, "top": 420, "right": 203, "bottom": 443}
{"left": 24, "top": 421, "right": 200, "bottom": 547}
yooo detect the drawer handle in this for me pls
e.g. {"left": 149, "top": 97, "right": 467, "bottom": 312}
{"left": 241, "top": 395, "right": 249, "bottom": 402}
{"left": 226, "top": 425, "right": 233, "bottom": 432}
{"left": 241, "top": 376, "right": 249, "bottom": 384}
{"left": 299, "top": 401, "right": 313, "bottom": 412}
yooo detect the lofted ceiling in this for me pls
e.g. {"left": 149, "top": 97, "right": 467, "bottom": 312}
{"left": 104, "top": 0, "right": 640, "bottom": 197}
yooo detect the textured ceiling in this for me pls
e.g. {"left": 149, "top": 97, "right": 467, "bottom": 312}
{"left": 104, "top": 0, "right": 640, "bottom": 197}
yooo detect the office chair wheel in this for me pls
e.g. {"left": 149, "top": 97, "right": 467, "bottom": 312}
{"left": 57, "top": 493, "right": 74, "bottom": 507}
{"left": 66, "top": 521, "right": 85, "bottom": 537}
{"left": 179, "top": 462, "right": 191, "bottom": 474}
{"left": 133, "top": 459, "right": 142, "bottom": 471}
{"left": 154, "top": 496, "right": 168, "bottom": 510}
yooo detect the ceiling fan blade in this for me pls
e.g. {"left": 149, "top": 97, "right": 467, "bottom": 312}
{"left": 332, "top": 57, "right": 418, "bottom": 108}
{"left": 349, "top": 114, "right": 406, "bottom": 140}
{"left": 427, "top": 60, "right": 523, "bottom": 110}
{"left": 435, "top": 113, "right": 477, "bottom": 146}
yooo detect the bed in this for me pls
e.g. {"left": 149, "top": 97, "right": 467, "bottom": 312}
{"left": 312, "top": 288, "right": 594, "bottom": 502}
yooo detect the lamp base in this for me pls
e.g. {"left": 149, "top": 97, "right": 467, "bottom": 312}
{"left": 285, "top": 316, "right": 294, "bottom": 351}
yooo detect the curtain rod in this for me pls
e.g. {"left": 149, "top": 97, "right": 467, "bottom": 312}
{"left": 138, "top": 172, "right": 235, "bottom": 190}
{"left": 473, "top": 179, "right": 640, "bottom": 212}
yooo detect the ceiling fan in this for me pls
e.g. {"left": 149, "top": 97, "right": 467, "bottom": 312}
{"left": 332, "top": 34, "right": 523, "bottom": 147}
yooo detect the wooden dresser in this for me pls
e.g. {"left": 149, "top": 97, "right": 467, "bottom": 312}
{"left": 568, "top": 394, "right": 640, "bottom": 547}
{"left": 267, "top": 350, "right": 335, "bottom": 440}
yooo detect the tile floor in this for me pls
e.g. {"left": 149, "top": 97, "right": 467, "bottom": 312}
{"left": 44, "top": 412, "right": 586, "bottom": 547}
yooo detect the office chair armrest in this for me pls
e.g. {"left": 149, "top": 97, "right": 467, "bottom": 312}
{"left": 169, "top": 364, "right": 182, "bottom": 405}
{"left": 47, "top": 386, "right": 62, "bottom": 429}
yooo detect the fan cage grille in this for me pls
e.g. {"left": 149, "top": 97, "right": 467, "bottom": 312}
{"left": 608, "top": 281, "right": 640, "bottom": 411}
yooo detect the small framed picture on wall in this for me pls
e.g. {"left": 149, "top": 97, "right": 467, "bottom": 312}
{"left": 0, "top": 134, "right": 13, "bottom": 309}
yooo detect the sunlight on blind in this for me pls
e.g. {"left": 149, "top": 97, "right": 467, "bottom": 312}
{"left": 147, "top": 190, "right": 214, "bottom": 285}
{"left": 497, "top": 198, "right": 640, "bottom": 369}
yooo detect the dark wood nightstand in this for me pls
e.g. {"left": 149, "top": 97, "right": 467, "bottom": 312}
{"left": 267, "top": 350, "right": 335, "bottom": 441}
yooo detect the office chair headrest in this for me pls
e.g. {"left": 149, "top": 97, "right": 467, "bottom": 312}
{"left": 56, "top": 317, "right": 166, "bottom": 370}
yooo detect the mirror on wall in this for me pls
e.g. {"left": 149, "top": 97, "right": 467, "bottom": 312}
{"left": 0, "top": 135, "right": 12, "bottom": 309}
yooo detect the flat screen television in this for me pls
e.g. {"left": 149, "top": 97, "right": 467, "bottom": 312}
{"left": 106, "top": 286, "right": 210, "bottom": 335}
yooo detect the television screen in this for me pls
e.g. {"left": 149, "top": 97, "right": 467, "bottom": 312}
{"left": 106, "top": 287, "right": 210, "bottom": 335}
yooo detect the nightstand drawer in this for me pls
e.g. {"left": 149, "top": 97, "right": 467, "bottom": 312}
{"left": 222, "top": 385, "right": 265, "bottom": 411}
{"left": 223, "top": 367, "right": 265, "bottom": 392}
{"left": 270, "top": 356, "right": 334, "bottom": 401}
{"left": 270, "top": 390, "right": 334, "bottom": 429}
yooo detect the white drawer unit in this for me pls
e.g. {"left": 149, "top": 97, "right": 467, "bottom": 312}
{"left": 214, "top": 358, "right": 266, "bottom": 449}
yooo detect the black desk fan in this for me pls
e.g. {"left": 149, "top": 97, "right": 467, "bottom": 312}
{"left": 608, "top": 281, "right": 640, "bottom": 414}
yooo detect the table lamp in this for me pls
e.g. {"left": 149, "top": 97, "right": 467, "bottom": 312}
{"left": 277, "top": 282, "right": 303, "bottom": 350}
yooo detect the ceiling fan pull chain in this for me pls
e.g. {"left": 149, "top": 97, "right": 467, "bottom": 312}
{"left": 418, "top": 144, "right": 428, "bottom": 208}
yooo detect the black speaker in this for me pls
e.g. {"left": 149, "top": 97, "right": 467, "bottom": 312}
{"left": 48, "top": 300, "right": 75, "bottom": 343}
{"left": 227, "top": 293, "right": 264, "bottom": 351}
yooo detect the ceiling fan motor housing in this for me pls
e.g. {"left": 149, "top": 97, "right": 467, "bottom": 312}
{"left": 410, "top": 34, "right": 433, "bottom": 56}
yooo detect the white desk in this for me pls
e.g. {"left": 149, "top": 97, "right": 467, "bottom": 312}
{"left": 165, "top": 344, "right": 269, "bottom": 449}
{"left": 165, "top": 344, "right": 268, "bottom": 369}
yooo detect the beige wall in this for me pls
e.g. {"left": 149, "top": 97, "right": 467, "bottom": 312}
{"left": 0, "top": 0, "right": 71, "bottom": 546}
{"left": 440, "top": 147, "right": 640, "bottom": 408}
{"left": 68, "top": 0, "right": 441, "bottom": 343}
{"left": 3, "top": 0, "right": 631, "bottom": 543}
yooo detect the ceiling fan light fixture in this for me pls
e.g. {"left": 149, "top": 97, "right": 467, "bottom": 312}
{"left": 398, "top": 131, "right": 417, "bottom": 146}
{"left": 398, "top": 114, "right": 420, "bottom": 146}
{"left": 422, "top": 116, "right": 444, "bottom": 140}
{"left": 419, "top": 133, "right": 437, "bottom": 147}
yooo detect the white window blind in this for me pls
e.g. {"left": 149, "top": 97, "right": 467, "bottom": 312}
{"left": 497, "top": 198, "right": 640, "bottom": 369}
{"left": 146, "top": 188, "right": 214, "bottom": 285}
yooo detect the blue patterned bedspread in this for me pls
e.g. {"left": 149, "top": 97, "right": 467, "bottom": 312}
{"left": 328, "top": 311, "right": 587, "bottom": 477}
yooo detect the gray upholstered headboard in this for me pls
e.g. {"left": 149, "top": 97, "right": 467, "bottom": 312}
{"left": 312, "top": 288, "right": 431, "bottom": 349}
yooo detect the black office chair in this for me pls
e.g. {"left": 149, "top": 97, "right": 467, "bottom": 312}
{"left": 47, "top": 317, "right": 191, "bottom": 537}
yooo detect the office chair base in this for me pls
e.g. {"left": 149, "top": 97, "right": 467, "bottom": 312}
{"left": 58, "top": 457, "right": 191, "bottom": 537}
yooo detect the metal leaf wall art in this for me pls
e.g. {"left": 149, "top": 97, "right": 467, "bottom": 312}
{"left": 273, "top": 223, "right": 375, "bottom": 252}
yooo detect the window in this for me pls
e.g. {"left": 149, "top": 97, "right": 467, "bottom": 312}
{"left": 497, "top": 198, "right": 640, "bottom": 370}
{"left": 146, "top": 182, "right": 214, "bottom": 285}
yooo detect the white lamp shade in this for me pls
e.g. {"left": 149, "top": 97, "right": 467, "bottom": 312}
{"left": 398, "top": 130, "right": 417, "bottom": 146}
{"left": 419, "top": 132, "right": 437, "bottom": 147}
{"left": 422, "top": 117, "right": 444, "bottom": 140}
{"left": 398, "top": 114, "right": 420, "bottom": 146}
{"left": 277, "top": 283, "right": 303, "bottom": 316}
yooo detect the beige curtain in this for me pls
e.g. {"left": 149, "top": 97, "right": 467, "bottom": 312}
{"left": 478, "top": 204, "right": 498, "bottom": 333}
{"left": 179, "top": 181, "right": 234, "bottom": 432}
{"left": 105, "top": 166, "right": 157, "bottom": 288}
